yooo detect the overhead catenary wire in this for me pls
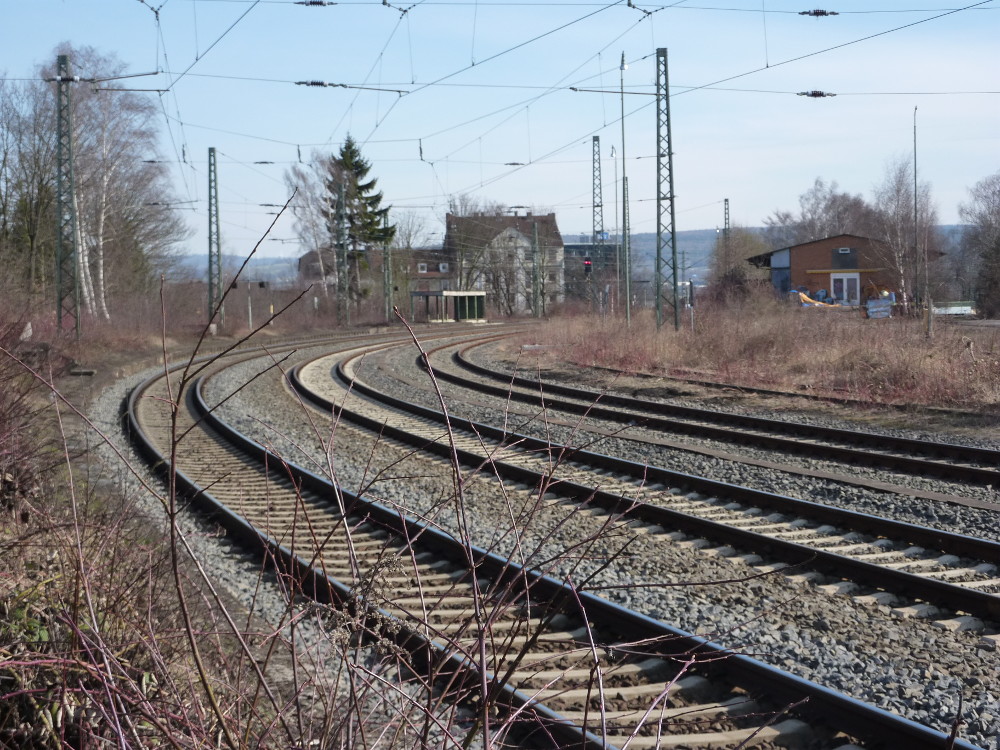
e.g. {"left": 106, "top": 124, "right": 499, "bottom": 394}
{"left": 163, "top": 0, "right": 263, "bottom": 92}
{"left": 17, "top": 0, "right": 995, "bottom": 250}
{"left": 143, "top": 0, "right": 995, "bottom": 190}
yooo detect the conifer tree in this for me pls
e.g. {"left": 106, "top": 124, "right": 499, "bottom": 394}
{"left": 325, "top": 135, "right": 395, "bottom": 254}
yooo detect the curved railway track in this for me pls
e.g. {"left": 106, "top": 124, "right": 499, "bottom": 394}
{"left": 292, "top": 339, "right": 1000, "bottom": 629}
{"left": 435, "top": 341, "right": 1000, "bottom": 495}
{"left": 124, "top": 332, "right": 986, "bottom": 749}
{"left": 292, "top": 340, "right": 1000, "bottom": 628}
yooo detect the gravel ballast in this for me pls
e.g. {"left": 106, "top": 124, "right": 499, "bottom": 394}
{"left": 85, "top": 335, "right": 1000, "bottom": 749}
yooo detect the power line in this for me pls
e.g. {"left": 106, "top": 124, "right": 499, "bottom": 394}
{"left": 164, "top": 0, "right": 263, "bottom": 92}
{"left": 632, "top": 0, "right": 998, "bottom": 99}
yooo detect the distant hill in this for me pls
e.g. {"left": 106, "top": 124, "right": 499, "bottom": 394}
{"left": 171, "top": 254, "right": 300, "bottom": 285}
{"left": 625, "top": 225, "right": 970, "bottom": 282}
{"left": 628, "top": 229, "right": 718, "bottom": 281}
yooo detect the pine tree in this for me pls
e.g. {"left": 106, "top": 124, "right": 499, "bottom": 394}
{"left": 325, "top": 135, "right": 395, "bottom": 254}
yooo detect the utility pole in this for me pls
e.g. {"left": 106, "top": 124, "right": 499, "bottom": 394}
{"left": 53, "top": 55, "right": 80, "bottom": 338}
{"left": 916, "top": 106, "right": 932, "bottom": 340}
{"left": 620, "top": 52, "right": 631, "bottom": 326}
{"left": 623, "top": 176, "right": 631, "bottom": 315}
{"left": 611, "top": 144, "right": 620, "bottom": 309}
{"left": 531, "top": 222, "right": 542, "bottom": 317}
{"left": 207, "top": 147, "right": 223, "bottom": 327}
{"left": 655, "top": 48, "right": 679, "bottom": 331}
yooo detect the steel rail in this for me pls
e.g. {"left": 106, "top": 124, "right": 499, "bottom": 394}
{"left": 541, "top": 346, "right": 1000, "bottom": 421}
{"left": 288, "top": 352, "right": 1000, "bottom": 624}
{"left": 126, "top": 343, "right": 985, "bottom": 750}
{"left": 447, "top": 345, "right": 1000, "bottom": 487}
{"left": 124, "top": 344, "right": 613, "bottom": 750}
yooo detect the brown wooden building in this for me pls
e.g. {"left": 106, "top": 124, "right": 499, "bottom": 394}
{"left": 747, "top": 234, "right": 898, "bottom": 306}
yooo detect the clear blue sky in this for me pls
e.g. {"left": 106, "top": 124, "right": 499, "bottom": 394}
{"left": 3, "top": 1, "right": 998, "bottom": 258}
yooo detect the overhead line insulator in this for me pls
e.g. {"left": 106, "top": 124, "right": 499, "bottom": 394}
{"left": 797, "top": 90, "right": 836, "bottom": 97}
{"left": 799, "top": 9, "right": 839, "bottom": 16}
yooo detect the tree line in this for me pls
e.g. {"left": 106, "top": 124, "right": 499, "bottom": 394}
{"left": 0, "top": 45, "right": 188, "bottom": 323}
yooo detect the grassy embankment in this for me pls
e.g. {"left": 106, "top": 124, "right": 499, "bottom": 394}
{"left": 528, "top": 299, "right": 1000, "bottom": 409}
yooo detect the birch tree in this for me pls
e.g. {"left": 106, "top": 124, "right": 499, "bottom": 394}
{"left": 56, "top": 45, "right": 183, "bottom": 320}
{"left": 869, "top": 157, "right": 938, "bottom": 313}
{"left": 0, "top": 46, "right": 187, "bottom": 314}
{"left": 285, "top": 162, "right": 333, "bottom": 295}
{"left": 959, "top": 171, "right": 1000, "bottom": 317}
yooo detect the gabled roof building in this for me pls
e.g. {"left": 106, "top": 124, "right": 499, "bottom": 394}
{"left": 443, "top": 212, "right": 564, "bottom": 315}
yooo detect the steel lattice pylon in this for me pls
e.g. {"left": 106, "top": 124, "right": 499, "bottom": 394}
{"left": 55, "top": 55, "right": 80, "bottom": 337}
{"left": 207, "top": 147, "right": 223, "bottom": 325}
{"left": 335, "top": 180, "right": 350, "bottom": 326}
{"left": 592, "top": 136, "right": 604, "bottom": 246}
{"left": 655, "top": 48, "right": 679, "bottom": 331}
{"left": 383, "top": 214, "right": 393, "bottom": 324}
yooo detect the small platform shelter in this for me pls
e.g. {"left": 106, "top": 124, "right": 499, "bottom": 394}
{"left": 409, "top": 290, "right": 487, "bottom": 323}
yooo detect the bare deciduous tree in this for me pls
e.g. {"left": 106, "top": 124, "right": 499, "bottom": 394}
{"left": 869, "top": 157, "right": 938, "bottom": 314}
{"left": 285, "top": 161, "right": 334, "bottom": 296}
{"left": 53, "top": 45, "right": 188, "bottom": 320}
{"left": 444, "top": 194, "right": 506, "bottom": 292}
{"left": 0, "top": 78, "right": 57, "bottom": 300}
{"left": 0, "top": 46, "right": 188, "bottom": 318}
{"left": 959, "top": 170, "right": 1000, "bottom": 317}
{"left": 763, "top": 177, "right": 877, "bottom": 249}
{"left": 708, "top": 226, "right": 771, "bottom": 299}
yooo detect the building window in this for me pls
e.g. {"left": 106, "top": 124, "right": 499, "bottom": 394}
{"left": 417, "top": 262, "right": 428, "bottom": 273}
{"left": 439, "top": 262, "right": 449, "bottom": 273}
{"left": 832, "top": 247, "right": 857, "bottom": 269}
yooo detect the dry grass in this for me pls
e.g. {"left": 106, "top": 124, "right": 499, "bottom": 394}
{"left": 529, "top": 299, "right": 1000, "bottom": 407}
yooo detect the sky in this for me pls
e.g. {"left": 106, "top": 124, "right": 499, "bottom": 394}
{"left": 3, "top": 1, "right": 999, "bottom": 259}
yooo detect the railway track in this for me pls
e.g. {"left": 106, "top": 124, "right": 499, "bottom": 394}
{"left": 431, "top": 340, "right": 1000, "bottom": 494}
{"left": 294, "top": 339, "right": 1000, "bottom": 628}
{"left": 125, "top": 335, "right": 986, "bottom": 749}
